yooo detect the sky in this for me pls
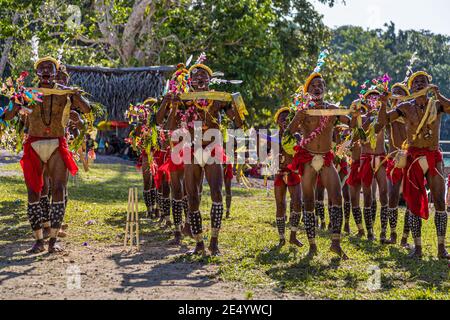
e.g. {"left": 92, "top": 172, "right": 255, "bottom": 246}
{"left": 312, "top": 0, "right": 450, "bottom": 35}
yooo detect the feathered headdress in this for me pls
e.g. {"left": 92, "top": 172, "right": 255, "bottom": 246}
{"left": 303, "top": 50, "right": 329, "bottom": 94}
{"left": 408, "top": 71, "right": 432, "bottom": 90}
{"left": 188, "top": 52, "right": 213, "bottom": 77}
{"left": 391, "top": 83, "right": 410, "bottom": 96}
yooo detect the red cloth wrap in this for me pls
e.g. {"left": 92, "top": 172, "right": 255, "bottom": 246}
{"left": 275, "top": 169, "right": 301, "bottom": 187}
{"left": 137, "top": 151, "right": 157, "bottom": 176}
{"left": 386, "top": 157, "right": 403, "bottom": 185}
{"left": 346, "top": 160, "right": 360, "bottom": 187}
{"left": 359, "top": 153, "right": 386, "bottom": 187}
{"left": 153, "top": 149, "right": 169, "bottom": 189}
{"left": 288, "top": 146, "right": 334, "bottom": 176}
{"left": 20, "top": 136, "right": 78, "bottom": 194}
{"left": 336, "top": 157, "right": 349, "bottom": 176}
{"left": 224, "top": 164, "right": 233, "bottom": 181}
{"left": 223, "top": 153, "right": 233, "bottom": 181}
{"left": 403, "top": 147, "right": 443, "bottom": 220}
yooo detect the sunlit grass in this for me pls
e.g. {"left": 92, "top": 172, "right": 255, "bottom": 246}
{"left": 0, "top": 162, "right": 449, "bottom": 299}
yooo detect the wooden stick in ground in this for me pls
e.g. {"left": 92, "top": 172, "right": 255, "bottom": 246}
{"left": 129, "top": 188, "right": 135, "bottom": 250}
{"left": 134, "top": 187, "right": 140, "bottom": 251}
{"left": 124, "top": 188, "right": 131, "bottom": 249}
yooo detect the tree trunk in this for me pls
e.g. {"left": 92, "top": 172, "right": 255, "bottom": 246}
{"left": 0, "top": 13, "right": 19, "bottom": 78}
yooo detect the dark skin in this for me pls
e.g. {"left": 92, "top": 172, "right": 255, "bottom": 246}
{"left": 157, "top": 95, "right": 190, "bottom": 241}
{"left": 287, "top": 77, "right": 356, "bottom": 259}
{"left": 5, "top": 60, "right": 90, "bottom": 253}
{"left": 358, "top": 92, "right": 389, "bottom": 242}
{"left": 348, "top": 135, "right": 365, "bottom": 238}
{"left": 275, "top": 111, "right": 303, "bottom": 248}
{"left": 165, "top": 68, "right": 243, "bottom": 255}
{"left": 379, "top": 75, "right": 450, "bottom": 258}
{"left": 387, "top": 86, "right": 409, "bottom": 246}
{"left": 315, "top": 127, "right": 351, "bottom": 232}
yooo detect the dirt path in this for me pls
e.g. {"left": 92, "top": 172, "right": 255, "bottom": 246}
{"left": 0, "top": 239, "right": 304, "bottom": 300}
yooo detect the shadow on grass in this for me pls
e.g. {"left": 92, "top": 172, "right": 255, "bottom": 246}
{"left": 67, "top": 165, "right": 141, "bottom": 204}
{"left": 373, "top": 246, "right": 449, "bottom": 293}
{"left": 109, "top": 242, "right": 217, "bottom": 292}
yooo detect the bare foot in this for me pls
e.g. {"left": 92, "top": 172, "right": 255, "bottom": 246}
{"left": 61, "top": 223, "right": 69, "bottom": 230}
{"left": 57, "top": 230, "right": 67, "bottom": 238}
{"left": 226, "top": 211, "right": 230, "bottom": 219}
{"left": 344, "top": 223, "right": 350, "bottom": 234}
{"left": 169, "top": 232, "right": 182, "bottom": 246}
{"left": 187, "top": 242, "right": 205, "bottom": 256}
{"left": 277, "top": 239, "right": 286, "bottom": 249}
{"left": 27, "top": 240, "right": 45, "bottom": 254}
{"left": 330, "top": 241, "right": 349, "bottom": 260}
{"left": 181, "top": 223, "right": 193, "bottom": 238}
{"left": 380, "top": 233, "right": 389, "bottom": 245}
{"left": 367, "top": 233, "right": 376, "bottom": 242}
{"left": 389, "top": 233, "right": 397, "bottom": 245}
{"left": 209, "top": 238, "right": 221, "bottom": 256}
{"left": 437, "top": 245, "right": 450, "bottom": 260}
{"left": 408, "top": 246, "right": 422, "bottom": 259}
{"left": 400, "top": 238, "right": 411, "bottom": 249}
{"left": 161, "top": 220, "right": 172, "bottom": 229}
{"left": 48, "top": 238, "right": 64, "bottom": 253}
{"left": 307, "top": 244, "right": 318, "bottom": 258}
{"left": 320, "top": 222, "right": 326, "bottom": 230}
{"left": 289, "top": 233, "right": 303, "bottom": 248}
{"left": 356, "top": 230, "right": 365, "bottom": 238}
{"left": 43, "top": 227, "right": 51, "bottom": 239}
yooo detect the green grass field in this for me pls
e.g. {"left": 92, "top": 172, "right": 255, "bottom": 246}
{"left": 0, "top": 162, "right": 449, "bottom": 300}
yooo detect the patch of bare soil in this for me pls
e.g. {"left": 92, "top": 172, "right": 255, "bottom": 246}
{"left": 0, "top": 239, "right": 305, "bottom": 300}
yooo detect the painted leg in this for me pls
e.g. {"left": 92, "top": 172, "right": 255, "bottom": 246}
{"left": 400, "top": 209, "right": 411, "bottom": 248}
{"left": 27, "top": 201, "right": 45, "bottom": 254}
{"left": 48, "top": 201, "right": 66, "bottom": 253}
{"left": 188, "top": 210, "right": 205, "bottom": 255}
{"left": 304, "top": 211, "right": 317, "bottom": 257}
{"left": 315, "top": 201, "right": 326, "bottom": 230}
{"left": 209, "top": 202, "right": 224, "bottom": 256}
{"left": 380, "top": 206, "right": 389, "bottom": 244}
{"left": 364, "top": 207, "right": 375, "bottom": 241}
{"left": 169, "top": 199, "right": 183, "bottom": 245}
{"left": 343, "top": 202, "right": 351, "bottom": 234}
{"left": 435, "top": 211, "right": 449, "bottom": 259}
{"left": 388, "top": 207, "right": 398, "bottom": 244}
{"left": 276, "top": 216, "right": 286, "bottom": 247}
{"left": 289, "top": 211, "right": 303, "bottom": 247}
{"left": 40, "top": 196, "right": 51, "bottom": 239}
{"left": 352, "top": 207, "right": 365, "bottom": 237}
{"left": 181, "top": 196, "right": 193, "bottom": 237}
{"left": 408, "top": 214, "right": 423, "bottom": 259}
{"left": 330, "top": 205, "right": 348, "bottom": 260}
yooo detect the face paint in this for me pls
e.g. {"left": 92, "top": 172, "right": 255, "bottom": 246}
{"left": 36, "top": 61, "right": 57, "bottom": 86}
{"left": 190, "top": 68, "right": 211, "bottom": 91}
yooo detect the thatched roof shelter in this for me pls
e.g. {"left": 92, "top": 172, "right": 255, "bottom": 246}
{"left": 66, "top": 65, "right": 175, "bottom": 120}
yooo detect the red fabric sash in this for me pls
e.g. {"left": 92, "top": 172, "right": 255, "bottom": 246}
{"left": 288, "top": 146, "right": 334, "bottom": 176}
{"left": 386, "top": 157, "right": 403, "bottom": 185}
{"left": 359, "top": 153, "right": 386, "bottom": 187}
{"left": 337, "top": 157, "right": 349, "bottom": 176}
{"left": 275, "top": 169, "right": 301, "bottom": 187}
{"left": 403, "top": 147, "right": 443, "bottom": 220}
{"left": 224, "top": 164, "right": 234, "bottom": 181}
{"left": 20, "top": 136, "right": 78, "bottom": 194}
{"left": 346, "top": 160, "right": 360, "bottom": 187}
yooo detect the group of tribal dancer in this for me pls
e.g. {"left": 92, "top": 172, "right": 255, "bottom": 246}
{"left": 1, "top": 50, "right": 450, "bottom": 262}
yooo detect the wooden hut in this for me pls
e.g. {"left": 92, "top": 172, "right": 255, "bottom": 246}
{"left": 66, "top": 65, "right": 175, "bottom": 121}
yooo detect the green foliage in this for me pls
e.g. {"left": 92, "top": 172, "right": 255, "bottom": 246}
{"left": 1, "top": 2, "right": 449, "bottom": 129}
{"left": 1, "top": 161, "right": 449, "bottom": 299}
